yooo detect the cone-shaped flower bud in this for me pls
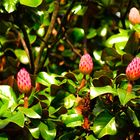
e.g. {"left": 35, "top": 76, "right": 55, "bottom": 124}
{"left": 128, "top": 7, "right": 140, "bottom": 24}
{"left": 17, "top": 68, "right": 31, "bottom": 94}
{"left": 79, "top": 53, "right": 93, "bottom": 75}
{"left": 126, "top": 57, "right": 140, "bottom": 81}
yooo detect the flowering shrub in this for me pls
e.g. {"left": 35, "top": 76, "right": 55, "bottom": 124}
{"left": 0, "top": 0, "right": 140, "bottom": 139}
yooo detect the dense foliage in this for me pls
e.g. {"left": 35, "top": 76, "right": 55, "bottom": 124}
{"left": 0, "top": 0, "right": 140, "bottom": 139}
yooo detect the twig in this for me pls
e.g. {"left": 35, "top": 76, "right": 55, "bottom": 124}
{"left": 66, "top": 38, "right": 82, "bottom": 57}
{"left": 19, "top": 24, "right": 35, "bottom": 73}
{"left": 34, "top": 0, "right": 60, "bottom": 74}
{"left": 52, "top": 0, "right": 76, "bottom": 46}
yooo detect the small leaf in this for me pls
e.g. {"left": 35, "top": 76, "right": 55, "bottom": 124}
{"left": 0, "top": 133, "right": 8, "bottom": 140}
{"left": 61, "top": 113, "right": 83, "bottom": 127}
{"left": 90, "top": 86, "right": 117, "bottom": 99}
{"left": 29, "top": 127, "right": 40, "bottom": 139}
{"left": 39, "top": 121, "right": 56, "bottom": 140}
{"left": 8, "top": 111, "right": 25, "bottom": 128}
{"left": 87, "top": 28, "right": 97, "bottom": 39}
{"left": 36, "top": 72, "right": 59, "bottom": 86}
{"left": 64, "top": 94, "right": 76, "bottom": 109}
{"left": 3, "top": 0, "right": 18, "bottom": 13}
{"left": 15, "top": 49, "right": 29, "bottom": 64}
{"left": 31, "top": 103, "right": 42, "bottom": 116}
{"left": 20, "top": 0, "right": 42, "bottom": 7}
{"left": 127, "top": 107, "right": 140, "bottom": 127}
{"left": 18, "top": 107, "right": 41, "bottom": 119}
{"left": 0, "top": 119, "right": 9, "bottom": 129}
{"left": 91, "top": 111, "right": 117, "bottom": 138}
{"left": 0, "top": 85, "right": 17, "bottom": 108}
{"left": 86, "top": 134, "right": 98, "bottom": 140}
{"left": 117, "top": 88, "right": 136, "bottom": 106}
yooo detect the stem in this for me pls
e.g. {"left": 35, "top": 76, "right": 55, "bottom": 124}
{"left": 34, "top": 0, "right": 60, "bottom": 74}
{"left": 24, "top": 94, "right": 28, "bottom": 108}
{"left": 77, "top": 75, "right": 86, "bottom": 91}
{"left": 19, "top": 24, "right": 34, "bottom": 74}
{"left": 127, "top": 81, "right": 132, "bottom": 93}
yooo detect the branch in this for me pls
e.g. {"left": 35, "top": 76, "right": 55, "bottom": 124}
{"left": 19, "top": 24, "right": 34, "bottom": 73}
{"left": 34, "top": 0, "right": 60, "bottom": 74}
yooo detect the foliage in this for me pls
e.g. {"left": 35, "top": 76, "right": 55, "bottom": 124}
{"left": 0, "top": 0, "right": 140, "bottom": 139}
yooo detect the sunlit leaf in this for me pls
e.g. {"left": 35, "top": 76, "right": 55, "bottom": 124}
{"left": 61, "top": 113, "right": 83, "bottom": 127}
{"left": 117, "top": 88, "right": 137, "bottom": 106}
{"left": 36, "top": 72, "right": 59, "bottom": 86}
{"left": 8, "top": 111, "right": 25, "bottom": 128}
{"left": 105, "top": 32, "right": 129, "bottom": 48}
{"left": 91, "top": 111, "right": 117, "bottom": 138}
{"left": 64, "top": 94, "right": 76, "bottom": 109}
{"left": 3, "top": 0, "right": 18, "bottom": 13}
{"left": 86, "top": 134, "right": 98, "bottom": 140}
{"left": 15, "top": 49, "right": 29, "bottom": 64}
{"left": 29, "top": 127, "right": 40, "bottom": 139}
{"left": 18, "top": 107, "right": 41, "bottom": 119}
{"left": 39, "top": 121, "right": 56, "bottom": 140}
{"left": 90, "top": 86, "right": 117, "bottom": 99}
{"left": 0, "top": 85, "right": 17, "bottom": 108}
{"left": 20, "top": 0, "right": 43, "bottom": 7}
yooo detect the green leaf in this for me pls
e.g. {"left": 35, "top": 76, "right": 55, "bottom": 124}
{"left": 0, "top": 85, "right": 17, "bottom": 108}
{"left": 0, "top": 119, "right": 9, "bottom": 129}
{"left": 20, "top": 0, "right": 42, "bottom": 7}
{"left": 8, "top": 111, "right": 25, "bottom": 128}
{"left": 91, "top": 111, "right": 117, "bottom": 138}
{"left": 87, "top": 28, "right": 97, "bottom": 39}
{"left": 39, "top": 121, "right": 56, "bottom": 140}
{"left": 31, "top": 103, "right": 42, "bottom": 116}
{"left": 3, "top": 0, "right": 18, "bottom": 13}
{"left": 18, "top": 107, "right": 41, "bottom": 119}
{"left": 36, "top": 72, "right": 59, "bottom": 86}
{"left": 117, "top": 88, "right": 136, "bottom": 106}
{"left": 105, "top": 32, "right": 129, "bottom": 48}
{"left": 0, "top": 133, "right": 8, "bottom": 140}
{"left": 90, "top": 86, "right": 117, "bottom": 99}
{"left": 85, "top": 134, "right": 98, "bottom": 140}
{"left": 69, "top": 27, "right": 84, "bottom": 43}
{"left": 127, "top": 107, "right": 140, "bottom": 127}
{"left": 15, "top": 49, "right": 29, "bottom": 64}
{"left": 61, "top": 113, "right": 83, "bottom": 127}
{"left": 29, "top": 127, "right": 40, "bottom": 139}
{"left": 64, "top": 94, "right": 76, "bottom": 109}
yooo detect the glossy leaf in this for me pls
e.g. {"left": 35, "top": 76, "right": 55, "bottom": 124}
{"left": 127, "top": 107, "right": 140, "bottom": 127}
{"left": 105, "top": 32, "right": 129, "bottom": 48}
{"left": 92, "top": 111, "right": 117, "bottom": 138}
{"left": 36, "top": 72, "right": 59, "bottom": 86}
{"left": 29, "top": 127, "right": 40, "bottom": 139}
{"left": 31, "top": 103, "right": 42, "bottom": 116}
{"left": 0, "top": 85, "right": 17, "bottom": 108}
{"left": 39, "top": 121, "right": 56, "bottom": 140}
{"left": 61, "top": 113, "right": 83, "bottom": 127}
{"left": 90, "top": 86, "right": 117, "bottom": 99}
{"left": 86, "top": 134, "right": 98, "bottom": 140}
{"left": 15, "top": 49, "right": 29, "bottom": 64}
{"left": 64, "top": 94, "right": 76, "bottom": 109}
{"left": 18, "top": 107, "right": 41, "bottom": 119}
{"left": 8, "top": 111, "right": 25, "bottom": 128}
{"left": 117, "top": 88, "right": 137, "bottom": 106}
{"left": 3, "top": 0, "right": 18, "bottom": 13}
{"left": 20, "top": 0, "right": 43, "bottom": 7}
